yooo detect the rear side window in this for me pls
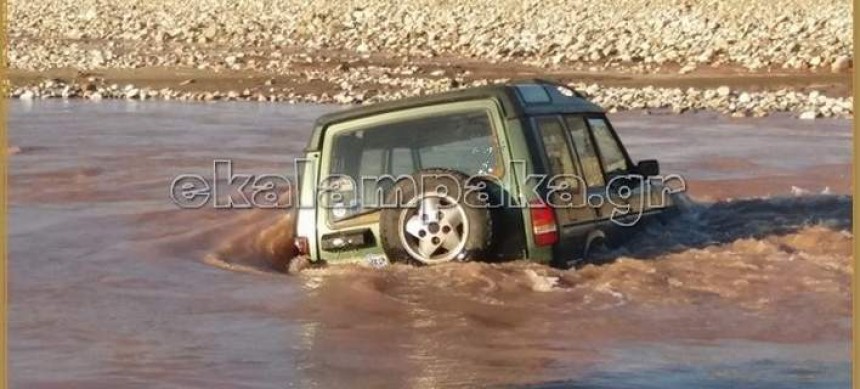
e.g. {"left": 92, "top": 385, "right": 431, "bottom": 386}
{"left": 536, "top": 117, "right": 580, "bottom": 191}
{"left": 564, "top": 116, "right": 605, "bottom": 187}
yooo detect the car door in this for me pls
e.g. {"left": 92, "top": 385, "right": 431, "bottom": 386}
{"left": 317, "top": 101, "right": 506, "bottom": 263}
{"left": 562, "top": 115, "right": 617, "bottom": 220}
{"left": 534, "top": 116, "right": 598, "bottom": 260}
{"left": 579, "top": 116, "right": 649, "bottom": 226}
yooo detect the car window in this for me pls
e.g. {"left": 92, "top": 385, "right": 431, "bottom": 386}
{"left": 328, "top": 109, "right": 497, "bottom": 219}
{"left": 417, "top": 115, "right": 496, "bottom": 175}
{"left": 389, "top": 148, "right": 414, "bottom": 177}
{"left": 536, "top": 117, "right": 580, "bottom": 191}
{"left": 359, "top": 148, "right": 385, "bottom": 176}
{"left": 564, "top": 116, "right": 605, "bottom": 187}
{"left": 358, "top": 149, "right": 386, "bottom": 206}
{"left": 587, "top": 118, "right": 629, "bottom": 176}
{"left": 332, "top": 110, "right": 496, "bottom": 177}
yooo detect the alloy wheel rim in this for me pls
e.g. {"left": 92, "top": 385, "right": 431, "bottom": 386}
{"left": 397, "top": 193, "right": 469, "bottom": 264}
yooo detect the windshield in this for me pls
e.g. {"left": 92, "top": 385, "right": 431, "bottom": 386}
{"left": 326, "top": 109, "right": 497, "bottom": 220}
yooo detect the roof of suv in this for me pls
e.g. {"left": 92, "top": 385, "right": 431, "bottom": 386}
{"left": 306, "top": 80, "right": 605, "bottom": 152}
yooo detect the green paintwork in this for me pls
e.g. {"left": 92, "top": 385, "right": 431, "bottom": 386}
{"left": 293, "top": 80, "right": 669, "bottom": 266}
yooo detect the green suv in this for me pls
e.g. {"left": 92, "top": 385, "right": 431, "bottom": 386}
{"left": 292, "top": 80, "right": 676, "bottom": 268}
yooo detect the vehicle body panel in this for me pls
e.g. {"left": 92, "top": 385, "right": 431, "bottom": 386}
{"left": 293, "top": 80, "right": 673, "bottom": 266}
{"left": 314, "top": 99, "right": 516, "bottom": 263}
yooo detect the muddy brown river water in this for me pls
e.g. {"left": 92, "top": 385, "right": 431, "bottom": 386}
{"left": 9, "top": 100, "right": 853, "bottom": 388}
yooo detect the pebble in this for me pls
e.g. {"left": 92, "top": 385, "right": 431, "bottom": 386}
{"left": 799, "top": 111, "right": 818, "bottom": 120}
{"left": 678, "top": 64, "right": 697, "bottom": 74}
{"left": 831, "top": 55, "right": 851, "bottom": 73}
{"left": 5, "top": 0, "right": 853, "bottom": 119}
{"left": 8, "top": 0, "right": 852, "bottom": 73}
{"left": 8, "top": 77, "right": 851, "bottom": 119}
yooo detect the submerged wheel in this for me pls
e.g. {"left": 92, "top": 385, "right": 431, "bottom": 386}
{"left": 581, "top": 234, "right": 612, "bottom": 265}
{"left": 285, "top": 255, "right": 311, "bottom": 275}
{"left": 379, "top": 169, "right": 492, "bottom": 265}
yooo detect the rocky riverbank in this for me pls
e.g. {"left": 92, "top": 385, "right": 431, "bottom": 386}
{"left": 8, "top": 0, "right": 854, "bottom": 118}
{"left": 11, "top": 73, "right": 852, "bottom": 119}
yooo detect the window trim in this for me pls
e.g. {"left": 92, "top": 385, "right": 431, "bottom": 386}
{"left": 563, "top": 114, "right": 634, "bottom": 185}
{"left": 319, "top": 100, "right": 507, "bottom": 230}
{"left": 324, "top": 102, "right": 506, "bottom": 179}
{"left": 533, "top": 115, "right": 583, "bottom": 192}
{"left": 582, "top": 115, "right": 634, "bottom": 180}
{"left": 561, "top": 114, "right": 606, "bottom": 188}
{"left": 531, "top": 113, "right": 635, "bottom": 189}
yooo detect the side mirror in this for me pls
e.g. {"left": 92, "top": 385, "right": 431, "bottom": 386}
{"left": 636, "top": 159, "right": 660, "bottom": 177}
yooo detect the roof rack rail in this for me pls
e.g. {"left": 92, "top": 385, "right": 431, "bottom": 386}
{"left": 511, "top": 78, "right": 586, "bottom": 98}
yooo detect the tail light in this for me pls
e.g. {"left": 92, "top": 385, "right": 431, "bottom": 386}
{"left": 530, "top": 199, "right": 558, "bottom": 246}
{"left": 294, "top": 236, "right": 310, "bottom": 255}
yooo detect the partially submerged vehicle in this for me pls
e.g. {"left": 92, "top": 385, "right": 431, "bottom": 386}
{"left": 292, "top": 80, "right": 676, "bottom": 269}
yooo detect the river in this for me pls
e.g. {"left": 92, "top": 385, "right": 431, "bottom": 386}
{"left": 8, "top": 100, "right": 852, "bottom": 388}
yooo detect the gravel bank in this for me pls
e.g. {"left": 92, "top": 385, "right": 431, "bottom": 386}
{"left": 8, "top": 0, "right": 854, "bottom": 118}
{"left": 11, "top": 77, "right": 852, "bottom": 120}
{"left": 10, "top": 0, "right": 853, "bottom": 72}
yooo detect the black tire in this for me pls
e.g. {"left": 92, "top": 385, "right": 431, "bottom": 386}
{"left": 379, "top": 168, "right": 492, "bottom": 265}
{"left": 581, "top": 237, "right": 612, "bottom": 266}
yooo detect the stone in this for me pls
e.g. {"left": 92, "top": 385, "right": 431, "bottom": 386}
{"left": 799, "top": 111, "right": 818, "bottom": 120}
{"left": 3, "top": 0, "right": 853, "bottom": 119}
{"left": 678, "top": 64, "right": 696, "bottom": 74}
{"left": 831, "top": 56, "right": 851, "bottom": 72}
{"left": 202, "top": 26, "right": 218, "bottom": 40}
{"left": 810, "top": 56, "right": 822, "bottom": 67}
